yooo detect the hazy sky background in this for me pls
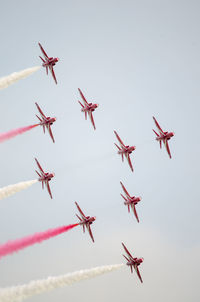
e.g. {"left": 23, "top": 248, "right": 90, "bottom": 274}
{"left": 0, "top": 0, "right": 200, "bottom": 301}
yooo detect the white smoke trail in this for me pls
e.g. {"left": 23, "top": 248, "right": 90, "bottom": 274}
{"left": 0, "top": 264, "right": 123, "bottom": 302}
{"left": 0, "top": 66, "right": 41, "bottom": 90}
{"left": 0, "top": 179, "right": 38, "bottom": 200}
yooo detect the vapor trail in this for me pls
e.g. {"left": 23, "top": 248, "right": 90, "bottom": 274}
{"left": 0, "top": 264, "right": 123, "bottom": 302}
{"left": 0, "top": 124, "right": 39, "bottom": 143}
{"left": 0, "top": 66, "right": 41, "bottom": 90}
{"left": 0, "top": 179, "right": 38, "bottom": 200}
{"left": 0, "top": 224, "right": 78, "bottom": 259}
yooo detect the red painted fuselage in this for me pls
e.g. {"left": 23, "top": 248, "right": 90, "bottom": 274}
{"left": 117, "top": 145, "right": 136, "bottom": 156}
{"left": 75, "top": 202, "right": 96, "bottom": 242}
{"left": 124, "top": 196, "right": 141, "bottom": 207}
{"left": 38, "top": 42, "right": 59, "bottom": 84}
{"left": 35, "top": 158, "right": 55, "bottom": 199}
{"left": 38, "top": 172, "right": 54, "bottom": 184}
{"left": 41, "top": 57, "right": 59, "bottom": 67}
{"left": 153, "top": 116, "right": 174, "bottom": 158}
{"left": 126, "top": 257, "right": 144, "bottom": 273}
{"left": 78, "top": 88, "right": 99, "bottom": 130}
{"left": 120, "top": 181, "right": 141, "bottom": 222}
{"left": 39, "top": 116, "right": 56, "bottom": 127}
{"left": 114, "top": 131, "right": 136, "bottom": 172}
{"left": 35, "top": 102, "right": 56, "bottom": 143}
{"left": 155, "top": 131, "right": 174, "bottom": 142}
{"left": 81, "top": 103, "right": 98, "bottom": 113}
{"left": 122, "top": 242, "right": 143, "bottom": 283}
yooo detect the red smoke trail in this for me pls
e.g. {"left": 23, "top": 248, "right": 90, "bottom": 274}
{"left": 0, "top": 224, "right": 79, "bottom": 259}
{"left": 0, "top": 124, "right": 39, "bottom": 143}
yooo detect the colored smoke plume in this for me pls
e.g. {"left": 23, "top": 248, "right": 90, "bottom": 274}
{"left": 0, "top": 124, "right": 39, "bottom": 143}
{"left": 0, "top": 264, "right": 123, "bottom": 302}
{"left": 0, "top": 66, "right": 41, "bottom": 90}
{"left": 0, "top": 224, "right": 78, "bottom": 259}
{"left": 0, "top": 179, "right": 38, "bottom": 200}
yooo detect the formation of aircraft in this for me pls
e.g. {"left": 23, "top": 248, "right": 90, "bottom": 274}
{"left": 75, "top": 202, "right": 96, "bottom": 242}
{"left": 153, "top": 116, "right": 174, "bottom": 158}
{"left": 122, "top": 242, "right": 143, "bottom": 283}
{"left": 78, "top": 88, "right": 99, "bottom": 130}
{"left": 114, "top": 131, "right": 136, "bottom": 172}
{"left": 35, "top": 158, "right": 55, "bottom": 199}
{"left": 33, "top": 55, "right": 176, "bottom": 282}
{"left": 2, "top": 44, "right": 176, "bottom": 284}
{"left": 38, "top": 42, "right": 59, "bottom": 84}
{"left": 35, "top": 102, "right": 56, "bottom": 143}
{"left": 120, "top": 181, "right": 141, "bottom": 223}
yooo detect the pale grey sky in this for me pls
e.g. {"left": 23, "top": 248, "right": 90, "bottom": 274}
{"left": 0, "top": 0, "right": 200, "bottom": 301}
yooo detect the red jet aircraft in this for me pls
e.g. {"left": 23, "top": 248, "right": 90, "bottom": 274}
{"left": 35, "top": 158, "right": 55, "bottom": 199}
{"left": 75, "top": 202, "right": 96, "bottom": 242}
{"left": 114, "top": 131, "right": 136, "bottom": 172}
{"left": 35, "top": 102, "right": 56, "bottom": 143}
{"left": 122, "top": 242, "right": 144, "bottom": 283}
{"left": 120, "top": 181, "right": 141, "bottom": 223}
{"left": 153, "top": 116, "right": 174, "bottom": 158}
{"left": 78, "top": 88, "right": 99, "bottom": 130}
{"left": 38, "top": 42, "right": 59, "bottom": 84}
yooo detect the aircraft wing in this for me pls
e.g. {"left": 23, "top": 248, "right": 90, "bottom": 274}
{"left": 120, "top": 181, "right": 131, "bottom": 198}
{"left": 88, "top": 111, "right": 96, "bottom": 130}
{"left": 153, "top": 116, "right": 164, "bottom": 135}
{"left": 163, "top": 139, "right": 172, "bottom": 158}
{"left": 49, "top": 66, "right": 57, "bottom": 84}
{"left": 122, "top": 242, "right": 134, "bottom": 260}
{"left": 135, "top": 266, "right": 143, "bottom": 283}
{"left": 78, "top": 100, "right": 84, "bottom": 108}
{"left": 127, "top": 154, "right": 134, "bottom": 172}
{"left": 131, "top": 204, "right": 139, "bottom": 223}
{"left": 35, "top": 158, "right": 45, "bottom": 174}
{"left": 114, "top": 131, "right": 125, "bottom": 147}
{"left": 78, "top": 88, "right": 89, "bottom": 105}
{"left": 115, "top": 144, "right": 121, "bottom": 153}
{"left": 46, "top": 181, "right": 53, "bottom": 199}
{"left": 123, "top": 254, "right": 130, "bottom": 262}
{"left": 120, "top": 193, "right": 128, "bottom": 203}
{"left": 75, "top": 202, "right": 86, "bottom": 219}
{"left": 38, "top": 43, "right": 49, "bottom": 60}
{"left": 47, "top": 124, "right": 55, "bottom": 143}
{"left": 35, "top": 102, "right": 46, "bottom": 119}
{"left": 35, "top": 170, "right": 41, "bottom": 178}
{"left": 86, "top": 224, "right": 94, "bottom": 242}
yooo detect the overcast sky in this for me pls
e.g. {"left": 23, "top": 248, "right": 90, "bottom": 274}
{"left": 0, "top": 0, "right": 200, "bottom": 301}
